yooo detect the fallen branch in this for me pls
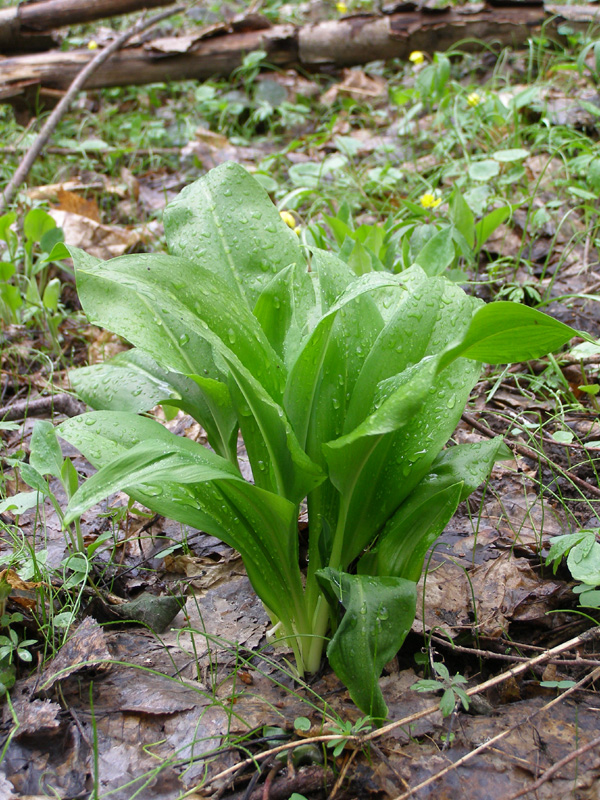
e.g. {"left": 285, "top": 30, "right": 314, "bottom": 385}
{"left": 0, "top": 393, "right": 85, "bottom": 421}
{"left": 1, "top": 4, "right": 599, "bottom": 96}
{"left": 0, "top": 0, "right": 176, "bottom": 53}
{"left": 0, "top": 4, "right": 185, "bottom": 213}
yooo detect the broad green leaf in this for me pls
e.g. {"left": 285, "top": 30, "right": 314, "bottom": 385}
{"left": 285, "top": 258, "right": 386, "bottom": 585}
{"left": 492, "top": 148, "right": 530, "bottom": 162}
{"left": 475, "top": 205, "right": 512, "bottom": 247}
{"left": 0, "top": 262, "right": 15, "bottom": 281}
{"left": 324, "top": 270, "right": 482, "bottom": 564}
{"left": 17, "top": 462, "right": 49, "bottom": 494}
{"left": 449, "top": 189, "right": 475, "bottom": 249}
{"left": 361, "top": 438, "right": 510, "bottom": 580}
{"left": 0, "top": 491, "right": 40, "bottom": 515}
{"left": 70, "top": 350, "right": 178, "bottom": 413}
{"left": 70, "top": 349, "right": 238, "bottom": 462}
{"left": 23, "top": 208, "right": 55, "bottom": 243}
{"left": 70, "top": 247, "right": 285, "bottom": 403}
{"left": 286, "top": 269, "right": 398, "bottom": 452}
{"left": 440, "top": 302, "right": 575, "bottom": 369}
{"left": 415, "top": 227, "right": 455, "bottom": 276}
{"left": 316, "top": 568, "right": 417, "bottom": 719}
{"left": 253, "top": 262, "right": 319, "bottom": 368}
{"left": 0, "top": 212, "right": 16, "bottom": 242}
{"left": 224, "top": 355, "right": 324, "bottom": 505}
{"left": 30, "top": 420, "right": 63, "bottom": 478}
{"left": 42, "top": 277, "right": 61, "bottom": 312}
{"left": 60, "top": 415, "right": 306, "bottom": 629}
{"left": 468, "top": 160, "right": 500, "bottom": 182}
{"left": 163, "top": 161, "right": 305, "bottom": 310}
{"left": 546, "top": 530, "right": 600, "bottom": 585}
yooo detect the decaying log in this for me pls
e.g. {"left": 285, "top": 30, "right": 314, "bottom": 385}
{"left": 0, "top": 0, "right": 175, "bottom": 55}
{"left": 0, "top": 4, "right": 599, "bottom": 98}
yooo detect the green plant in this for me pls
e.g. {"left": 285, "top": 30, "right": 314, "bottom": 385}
{"left": 326, "top": 715, "right": 373, "bottom": 757}
{"left": 2, "top": 420, "right": 86, "bottom": 553}
{"left": 411, "top": 661, "right": 470, "bottom": 717}
{"left": 56, "top": 162, "right": 577, "bottom": 719}
{"left": 0, "top": 209, "right": 65, "bottom": 350}
{"left": 546, "top": 528, "right": 600, "bottom": 609}
{"left": 0, "top": 574, "right": 37, "bottom": 696}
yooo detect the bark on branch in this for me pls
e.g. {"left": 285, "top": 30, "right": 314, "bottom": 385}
{"left": 0, "top": 0, "right": 176, "bottom": 54}
{"left": 0, "top": 4, "right": 598, "bottom": 97}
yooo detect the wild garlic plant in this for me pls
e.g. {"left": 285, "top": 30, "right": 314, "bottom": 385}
{"left": 61, "top": 163, "right": 576, "bottom": 718}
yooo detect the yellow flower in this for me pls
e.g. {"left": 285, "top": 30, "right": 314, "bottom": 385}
{"left": 419, "top": 193, "right": 441, "bottom": 210}
{"left": 87, "top": 40, "right": 98, "bottom": 50}
{"left": 336, "top": 1, "right": 348, "bottom": 12}
{"left": 467, "top": 92, "right": 481, "bottom": 108}
{"left": 409, "top": 51, "right": 425, "bottom": 65}
{"left": 280, "top": 211, "right": 296, "bottom": 229}
{"left": 293, "top": 226, "right": 301, "bottom": 236}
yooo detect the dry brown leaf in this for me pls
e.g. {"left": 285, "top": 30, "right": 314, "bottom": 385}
{"left": 0, "top": 568, "right": 41, "bottom": 610}
{"left": 471, "top": 554, "right": 565, "bottom": 637}
{"left": 320, "top": 68, "right": 387, "bottom": 105}
{"left": 27, "top": 179, "right": 104, "bottom": 201}
{"left": 56, "top": 189, "right": 100, "bottom": 222}
{"left": 49, "top": 209, "right": 144, "bottom": 259}
{"left": 38, "top": 617, "right": 112, "bottom": 693}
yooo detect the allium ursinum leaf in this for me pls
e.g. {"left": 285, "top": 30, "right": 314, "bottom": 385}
{"left": 70, "top": 349, "right": 180, "bottom": 414}
{"left": 439, "top": 301, "right": 576, "bottom": 369}
{"left": 285, "top": 268, "right": 403, "bottom": 451}
{"left": 359, "top": 438, "right": 511, "bottom": 581}
{"left": 163, "top": 161, "right": 306, "bottom": 310}
{"left": 345, "top": 266, "right": 480, "bottom": 431}
{"left": 30, "top": 420, "right": 63, "bottom": 479}
{"left": 253, "top": 262, "right": 320, "bottom": 368}
{"left": 70, "top": 247, "right": 285, "bottom": 403}
{"left": 321, "top": 267, "right": 483, "bottom": 567}
{"left": 316, "top": 568, "right": 417, "bottom": 720}
{"left": 60, "top": 416, "right": 305, "bottom": 629}
{"left": 224, "top": 355, "right": 325, "bottom": 506}
{"left": 70, "top": 349, "right": 239, "bottom": 462}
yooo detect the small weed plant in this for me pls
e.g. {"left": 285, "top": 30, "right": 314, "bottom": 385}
{"left": 0, "top": 209, "right": 66, "bottom": 356}
{"left": 56, "top": 162, "right": 578, "bottom": 719}
{"left": 411, "top": 661, "right": 470, "bottom": 717}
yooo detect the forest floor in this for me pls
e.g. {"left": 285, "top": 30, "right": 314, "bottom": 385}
{"left": 1, "top": 2, "right": 600, "bottom": 799}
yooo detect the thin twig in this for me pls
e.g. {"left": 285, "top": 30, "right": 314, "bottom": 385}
{"left": 0, "top": 393, "right": 85, "bottom": 421}
{"left": 505, "top": 733, "right": 600, "bottom": 800}
{"left": 391, "top": 666, "right": 600, "bottom": 800}
{"left": 327, "top": 748, "right": 358, "bottom": 800}
{"left": 363, "top": 627, "right": 599, "bottom": 743}
{"left": 0, "top": 145, "right": 181, "bottom": 157}
{"left": 429, "top": 633, "right": 600, "bottom": 668}
{"left": 461, "top": 411, "right": 600, "bottom": 498}
{"left": 0, "top": 4, "right": 185, "bottom": 213}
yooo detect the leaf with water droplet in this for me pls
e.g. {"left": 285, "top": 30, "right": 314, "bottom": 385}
{"left": 317, "top": 568, "right": 417, "bottom": 720}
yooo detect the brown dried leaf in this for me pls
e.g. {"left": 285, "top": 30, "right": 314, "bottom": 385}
{"left": 49, "top": 209, "right": 144, "bottom": 260}
{"left": 471, "top": 554, "right": 565, "bottom": 637}
{"left": 37, "top": 617, "right": 112, "bottom": 694}
{"left": 320, "top": 68, "right": 387, "bottom": 105}
{"left": 8, "top": 698, "right": 61, "bottom": 736}
{"left": 56, "top": 189, "right": 100, "bottom": 222}
{"left": 0, "top": 568, "right": 41, "bottom": 610}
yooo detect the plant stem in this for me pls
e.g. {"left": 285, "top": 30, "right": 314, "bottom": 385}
{"left": 303, "top": 499, "right": 349, "bottom": 673}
